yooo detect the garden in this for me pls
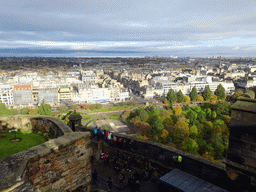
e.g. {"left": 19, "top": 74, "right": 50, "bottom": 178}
{"left": 122, "top": 101, "right": 232, "bottom": 164}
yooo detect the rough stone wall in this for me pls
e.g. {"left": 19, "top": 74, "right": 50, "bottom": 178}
{"left": 0, "top": 132, "right": 93, "bottom": 192}
{"left": 23, "top": 136, "right": 92, "bottom": 192}
{"left": 0, "top": 115, "right": 73, "bottom": 137}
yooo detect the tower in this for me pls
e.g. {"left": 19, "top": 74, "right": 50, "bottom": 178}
{"left": 219, "top": 56, "right": 222, "bottom": 74}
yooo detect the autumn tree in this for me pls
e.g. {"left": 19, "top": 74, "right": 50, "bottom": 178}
{"left": 176, "top": 90, "right": 185, "bottom": 103}
{"left": 210, "top": 95, "right": 218, "bottom": 100}
{"left": 167, "top": 89, "right": 177, "bottom": 104}
{"left": 184, "top": 96, "right": 190, "bottom": 103}
{"left": 163, "top": 98, "right": 169, "bottom": 104}
{"left": 172, "top": 118, "right": 190, "bottom": 144}
{"left": 174, "top": 106, "right": 183, "bottom": 115}
{"left": 189, "top": 125, "right": 198, "bottom": 139}
{"left": 190, "top": 87, "right": 198, "bottom": 101}
{"left": 202, "top": 85, "right": 212, "bottom": 101}
{"left": 197, "top": 96, "right": 204, "bottom": 101}
{"left": 215, "top": 84, "right": 226, "bottom": 100}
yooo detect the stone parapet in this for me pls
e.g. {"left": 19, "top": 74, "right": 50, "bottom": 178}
{"left": 0, "top": 132, "right": 92, "bottom": 192}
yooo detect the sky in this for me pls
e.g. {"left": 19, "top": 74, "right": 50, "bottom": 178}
{"left": 1, "top": 0, "right": 256, "bottom": 57}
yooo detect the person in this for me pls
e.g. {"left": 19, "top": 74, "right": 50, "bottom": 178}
{"left": 107, "top": 176, "right": 112, "bottom": 191}
{"left": 97, "top": 127, "right": 101, "bottom": 141}
{"left": 92, "top": 169, "right": 98, "bottom": 185}
{"left": 127, "top": 156, "right": 132, "bottom": 172}
{"left": 134, "top": 180, "right": 140, "bottom": 192}
{"left": 107, "top": 132, "right": 112, "bottom": 144}
{"left": 113, "top": 135, "right": 117, "bottom": 147}
{"left": 93, "top": 127, "right": 98, "bottom": 139}
{"left": 98, "top": 127, "right": 102, "bottom": 140}
{"left": 127, "top": 175, "right": 133, "bottom": 189}
{"left": 119, "top": 172, "right": 125, "bottom": 183}
{"left": 105, "top": 131, "right": 109, "bottom": 141}
{"left": 103, "top": 153, "right": 107, "bottom": 165}
{"left": 123, "top": 139, "right": 127, "bottom": 150}
{"left": 128, "top": 139, "right": 134, "bottom": 152}
{"left": 144, "top": 168, "right": 149, "bottom": 182}
{"left": 112, "top": 156, "right": 117, "bottom": 167}
{"left": 117, "top": 138, "right": 122, "bottom": 148}
{"left": 115, "top": 163, "right": 120, "bottom": 175}
{"left": 178, "top": 155, "right": 182, "bottom": 169}
{"left": 106, "top": 154, "right": 110, "bottom": 166}
{"left": 102, "top": 129, "right": 106, "bottom": 140}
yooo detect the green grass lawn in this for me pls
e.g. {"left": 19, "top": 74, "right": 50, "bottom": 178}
{"left": 0, "top": 131, "right": 46, "bottom": 159}
{"left": 86, "top": 105, "right": 134, "bottom": 113}
{"left": 82, "top": 115, "right": 92, "bottom": 122}
{"left": 109, "top": 112, "right": 121, "bottom": 117}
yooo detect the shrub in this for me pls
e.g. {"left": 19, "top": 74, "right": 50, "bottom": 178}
{"left": 43, "top": 133, "right": 49, "bottom": 137}
{"left": 21, "top": 107, "right": 30, "bottom": 115}
{"left": 37, "top": 131, "right": 42, "bottom": 135}
{"left": 197, "top": 96, "right": 204, "bottom": 101}
{"left": 59, "top": 106, "right": 67, "bottom": 112}
{"left": 103, "top": 126, "right": 108, "bottom": 131}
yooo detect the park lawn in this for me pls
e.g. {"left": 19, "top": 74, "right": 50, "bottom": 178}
{"left": 87, "top": 105, "right": 133, "bottom": 113}
{"left": 82, "top": 115, "right": 92, "bottom": 122}
{"left": 109, "top": 112, "right": 121, "bottom": 117}
{"left": 0, "top": 131, "right": 46, "bottom": 159}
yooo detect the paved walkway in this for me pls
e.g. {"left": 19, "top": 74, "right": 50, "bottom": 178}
{"left": 90, "top": 159, "right": 159, "bottom": 192}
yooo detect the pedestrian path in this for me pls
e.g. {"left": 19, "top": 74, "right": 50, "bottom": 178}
{"left": 91, "top": 159, "right": 159, "bottom": 192}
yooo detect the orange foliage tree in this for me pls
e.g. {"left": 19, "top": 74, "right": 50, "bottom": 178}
{"left": 174, "top": 106, "right": 183, "bottom": 115}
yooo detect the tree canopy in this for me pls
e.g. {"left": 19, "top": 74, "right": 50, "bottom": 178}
{"left": 38, "top": 99, "right": 52, "bottom": 116}
{"left": 190, "top": 86, "right": 198, "bottom": 101}
{"left": 202, "top": 85, "right": 212, "bottom": 101}
{"left": 167, "top": 89, "right": 177, "bottom": 104}
{"left": 176, "top": 90, "right": 185, "bottom": 103}
{"left": 214, "top": 84, "right": 226, "bottom": 100}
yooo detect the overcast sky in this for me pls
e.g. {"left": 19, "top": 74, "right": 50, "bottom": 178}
{"left": 1, "top": 0, "right": 256, "bottom": 57}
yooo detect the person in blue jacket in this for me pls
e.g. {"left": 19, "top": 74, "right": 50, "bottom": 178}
{"left": 93, "top": 126, "right": 98, "bottom": 139}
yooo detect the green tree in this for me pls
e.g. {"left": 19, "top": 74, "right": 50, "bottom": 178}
{"left": 197, "top": 110, "right": 206, "bottom": 123}
{"left": 148, "top": 115, "right": 164, "bottom": 131}
{"left": 190, "top": 86, "right": 198, "bottom": 101}
{"left": 214, "top": 101, "right": 231, "bottom": 115}
{"left": 176, "top": 90, "right": 185, "bottom": 103}
{"left": 182, "top": 138, "right": 198, "bottom": 154}
{"left": 59, "top": 106, "right": 67, "bottom": 113}
{"left": 38, "top": 99, "right": 52, "bottom": 116}
{"left": 205, "top": 108, "right": 212, "bottom": 120}
{"left": 211, "top": 111, "right": 217, "bottom": 119}
{"left": 214, "top": 84, "right": 226, "bottom": 100}
{"left": 135, "top": 109, "right": 149, "bottom": 122}
{"left": 196, "top": 138, "right": 208, "bottom": 155}
{"left": 21, "top": 107, "right": 30, "bottom": 115}
{"left": 186, "top": 110, "right": 198, "bottom": 126}
{"left": 167, "top": 89, "right": 177, "bottom": 104}
{"left": 189, "top": 125, "right": 198, "bottom": 139}
{"left": 202, "top": 85, "right": 212, "bottom": 101}
{"left": 231, "top": 90, "right": 243, "bottom": 100}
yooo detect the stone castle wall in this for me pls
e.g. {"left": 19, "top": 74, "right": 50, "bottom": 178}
{"left": 0, "top": 115, "right": 73, "bottom": 137}
{"left": 23, "top": 134, "right": 92, "bottom": 192}
{"left": 0, "top": 115, "right": 96, "bottom": 192}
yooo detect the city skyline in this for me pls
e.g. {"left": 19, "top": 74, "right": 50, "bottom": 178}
{"left": 1, "top": 0, "right": 256, "bottom": 57}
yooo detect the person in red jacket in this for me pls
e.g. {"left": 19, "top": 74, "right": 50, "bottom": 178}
{"left": 105, "top": 131, "right": 109, "bottom": 141}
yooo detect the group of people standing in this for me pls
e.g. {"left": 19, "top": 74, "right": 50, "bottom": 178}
{"left": 93, "top": 126, "right": 135, "bottom": 152}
